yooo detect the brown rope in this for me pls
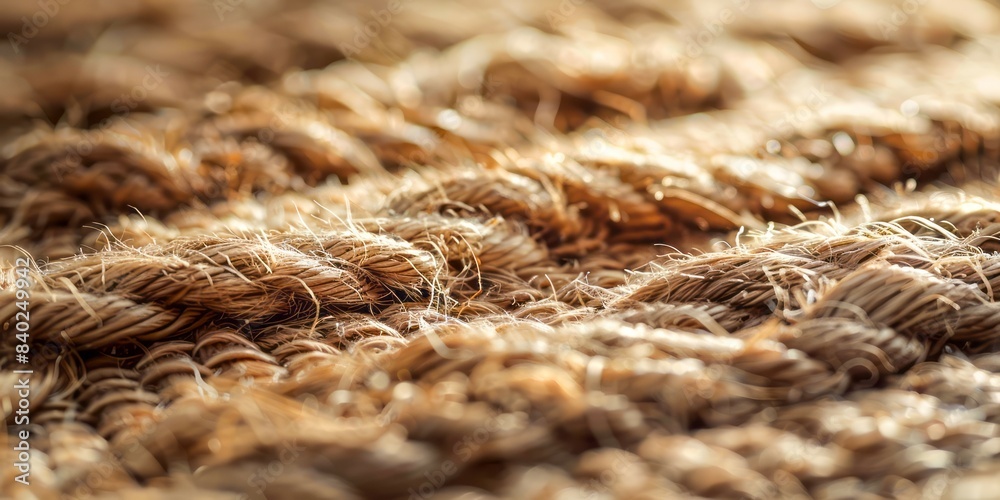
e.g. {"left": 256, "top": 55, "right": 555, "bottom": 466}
{"left": 3, "top": 0, "right": 1000, "bottom": 498}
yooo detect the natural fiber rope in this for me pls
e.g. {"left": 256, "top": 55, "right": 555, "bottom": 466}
{"left": 3, "top": 0, "right": 1000, "bottom": 498}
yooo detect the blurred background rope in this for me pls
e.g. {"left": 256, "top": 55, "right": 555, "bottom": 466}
{"left": 2, "top": 0, "right": 1000, "bottom": 498}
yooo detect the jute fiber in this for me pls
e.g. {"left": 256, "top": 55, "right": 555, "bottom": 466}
{"left": 2, "top": 0, "right": 1000, "bottom": 498}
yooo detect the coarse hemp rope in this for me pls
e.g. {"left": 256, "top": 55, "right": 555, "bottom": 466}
{"left": 2, "top": 0, "right": 1000, "bottom": 498}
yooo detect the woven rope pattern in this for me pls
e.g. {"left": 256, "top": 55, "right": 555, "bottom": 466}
{"left": 3, "top": 0, "right": 1000, "bottom": 498}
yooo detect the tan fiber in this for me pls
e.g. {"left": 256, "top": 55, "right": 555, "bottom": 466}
{"left": 3, "top": 0, "right": 1000, "bottom": 498}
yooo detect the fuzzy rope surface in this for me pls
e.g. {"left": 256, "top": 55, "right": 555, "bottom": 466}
{"left": 3, "top": 0, "right": 1000, "bottom": 498}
